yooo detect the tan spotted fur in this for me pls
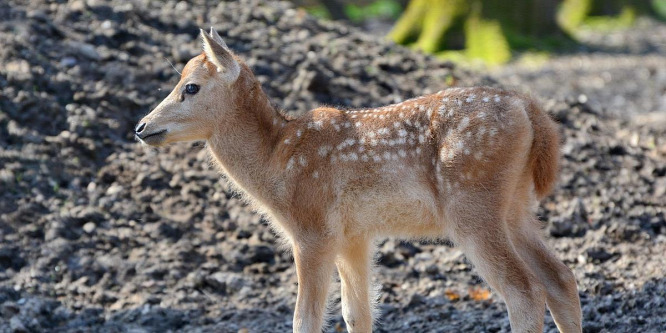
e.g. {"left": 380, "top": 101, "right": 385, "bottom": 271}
{"left": 136, "top": 29, "right": 582, "bottom": 333}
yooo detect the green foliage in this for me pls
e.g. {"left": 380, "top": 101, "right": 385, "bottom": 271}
{"left": 654, "top": 0, "right": 666, "bottom": 19}
{"left": 345, "top": 0, "right": 402, "bottom": 23}
{"left": 558, "top": 0, "right": 643, "bottom": 34}
{"left": 583, "top": 6, "right": 636, "bottom": 30}
{"left": 464, "top": 10, "right": 511, "bottom": 65}
{"left": 415, "top": 0, "right": 467, "bottom": 53}
{"left": 306, "top": 5, "right": 331, "bottom": 20}
{"left": 558, "top": 0, "right": 592, "bottom": 34}
{"left": 389, "top": 0, "right": 429, "bottom": 43}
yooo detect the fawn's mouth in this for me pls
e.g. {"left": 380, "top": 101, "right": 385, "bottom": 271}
{"left": 136, "top": 129, "right": 167, "bottom": 146}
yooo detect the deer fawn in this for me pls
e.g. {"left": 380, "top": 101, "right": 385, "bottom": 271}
{"left": 135, "top": 28, "right": 582, "bottom": 333}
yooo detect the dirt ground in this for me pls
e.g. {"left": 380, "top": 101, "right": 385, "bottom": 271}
{"left": 1, "top": 1, "right": 665, "bottom": 332}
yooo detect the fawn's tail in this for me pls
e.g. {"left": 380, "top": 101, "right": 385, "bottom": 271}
{"left": 525, "top": 99, "right": 561, "bottom": 200}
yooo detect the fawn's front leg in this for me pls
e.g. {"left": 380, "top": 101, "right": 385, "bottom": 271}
{"left": 336, "top": 237, "right": 375, "bottom": 333}
{"left": 292, "top": 239, "right": 337, "bottom": 333}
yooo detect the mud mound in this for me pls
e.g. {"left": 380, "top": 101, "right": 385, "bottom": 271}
{"left": 1, "top": 0, "right": 665, "bottom": 332}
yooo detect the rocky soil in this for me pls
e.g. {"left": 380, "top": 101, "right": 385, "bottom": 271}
{"left": 1, "top": 0, "right": 665, "bottom": 332}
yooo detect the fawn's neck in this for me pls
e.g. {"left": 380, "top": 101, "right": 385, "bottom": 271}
{"left": 207, "top": 76, "right": 287, "bottom": 206}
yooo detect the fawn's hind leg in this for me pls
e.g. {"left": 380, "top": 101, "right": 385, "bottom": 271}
{"left": 507, "top": 218, "right": 582, "bottom": 333}
{"left": 292, "top": 238, "right": 337, "bottom": 333}
{"left": 335, "top": 237, "right": 375, "bottom": 333}
{"left": 450, "top": 201, "right": 546, "bottom": 332}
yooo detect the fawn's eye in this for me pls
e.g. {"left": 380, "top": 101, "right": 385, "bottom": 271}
{"left": 185, "top": 84, "right": 199, "bottom": 95}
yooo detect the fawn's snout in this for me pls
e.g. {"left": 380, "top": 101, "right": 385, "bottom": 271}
{"left": 134, "top": 120, "right": 167, "bottom": 146}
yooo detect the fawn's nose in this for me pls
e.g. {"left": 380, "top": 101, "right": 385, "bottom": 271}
{"left": 135, "top": 122, "right": 146, "bottom": 134}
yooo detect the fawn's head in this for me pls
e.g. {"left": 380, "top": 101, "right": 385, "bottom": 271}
{"left": 135, "top": 28, "right": 242, "bottom": 146}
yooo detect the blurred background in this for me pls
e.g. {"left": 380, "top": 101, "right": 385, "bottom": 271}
{"left": 294, "top": 0, "right": 666, "bottom": 65}
{"left": 1, "top": 0, "right": 665, "bottom": 332}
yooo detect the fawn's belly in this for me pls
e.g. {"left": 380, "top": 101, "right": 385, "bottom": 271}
{"left": 337, "top": 175, "right": 448, "bottom": 239}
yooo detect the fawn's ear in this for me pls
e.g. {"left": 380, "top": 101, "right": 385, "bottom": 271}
{"left": 200, "top": 28, "right": 240, "bottom": 83}
{"left": 209, "top": 27, "right": 230, "bottom": 50}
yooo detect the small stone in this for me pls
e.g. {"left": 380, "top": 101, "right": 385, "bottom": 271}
{"left": 67, "top": 41, "right": 100, "bottom": 60}
{"left": 577, "top": 94, "right": 588, "bottom": 104}
{"left": 105, "top": 183, "right": 123, "bottom": 196}
{"left": 82, "top": 222, "right": 96, "bottom": 234}
{"left": 69, "top": 0, "right": 87, "bottom": 11}
{"left": 586, "top": 247, "right": 615, "bottom": 263}
{"left": 10, "top": 316, "right": 27, "bottom": 333}
{"left": 60, "top": 57, "right": 77, "bottom": 68}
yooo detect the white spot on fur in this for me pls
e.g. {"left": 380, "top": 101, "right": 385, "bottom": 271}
{"left": 478, "top": 126, "right": 486, "bottom": 138}
{"left": 318, "top": 146, "right": 331, "bottom": 157}
{"left": 440, "top": 147, "right": 448, "bottom": 160}
{"left": 299, "top": 156, "right": 307, "bottom": 166}
{"left": 284, "top": 139, "right": 291, "bottom": 144}
{"left": 313, "top": 171, "right": 319, "bottom": 179}
{"left": 296, "top": 130, "right": 302, "bottom": 137}
{"left": 458, "top": 117, "right": 470, "bottom": 130}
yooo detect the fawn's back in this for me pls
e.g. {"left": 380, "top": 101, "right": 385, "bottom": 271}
{"left": 275, "top": 86, "right": 547, "bottom": 239}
